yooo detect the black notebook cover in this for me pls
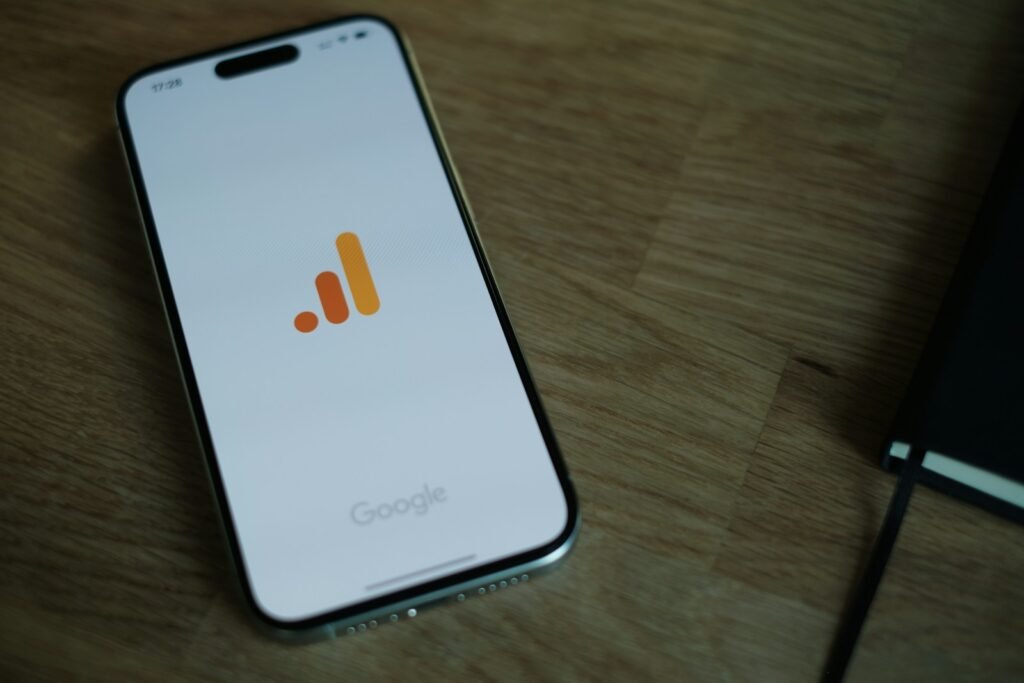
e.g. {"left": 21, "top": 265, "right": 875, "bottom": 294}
{"left": 882, "top": 106, "right": 1024, "bottom": 524}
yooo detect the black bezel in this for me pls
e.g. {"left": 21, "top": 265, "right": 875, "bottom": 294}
{"left": 115, "top": 14, "right": 579, "bottom": 633}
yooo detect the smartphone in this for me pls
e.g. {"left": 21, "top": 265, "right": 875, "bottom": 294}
{"left": 116, "top": 15, "right": 578, "bottom": 639}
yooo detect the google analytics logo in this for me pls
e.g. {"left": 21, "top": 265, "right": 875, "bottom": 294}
{"left": 293, "top": 232, "right": 380, "bottom": 333}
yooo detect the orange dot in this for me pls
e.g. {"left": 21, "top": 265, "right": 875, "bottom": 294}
{"left": 294, "top": 311, "right": 318, "bottom": 333}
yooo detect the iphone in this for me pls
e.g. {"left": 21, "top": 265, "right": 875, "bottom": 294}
{"left": 117, "top": 15, "right": 578, "bottom": 639}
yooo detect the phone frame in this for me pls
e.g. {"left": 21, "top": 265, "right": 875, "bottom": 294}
{"left": 115, "top": 14, "right": 579, "bottom": 639}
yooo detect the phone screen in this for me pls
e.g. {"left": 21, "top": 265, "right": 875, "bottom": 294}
{"left": 120, "top": 17, "right": 572, "bottom": 625}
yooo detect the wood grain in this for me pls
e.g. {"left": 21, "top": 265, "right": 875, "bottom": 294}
{"left": 2, "top": 1, "right": 1023, "bottom": 680}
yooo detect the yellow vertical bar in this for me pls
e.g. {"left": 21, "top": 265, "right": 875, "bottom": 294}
{"left": 336, "top": 232, "right": 380, "bottom": 315}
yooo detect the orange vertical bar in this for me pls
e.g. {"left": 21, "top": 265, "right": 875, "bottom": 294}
{"left": 336, "top": 232, "right": 380, "bottom": 315}
{"left": 315, "top": 271, "right": 349, "bottom": 324}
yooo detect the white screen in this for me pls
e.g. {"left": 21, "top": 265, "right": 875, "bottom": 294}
{"left": 122, "top": 17, "right": 569, "bottom": 623}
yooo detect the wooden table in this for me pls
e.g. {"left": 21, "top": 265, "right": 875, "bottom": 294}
{"left": 2, "top": 1, "right": 1022, "bottom": 680}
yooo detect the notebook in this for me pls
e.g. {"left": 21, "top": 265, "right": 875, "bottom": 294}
{"left": 882, "top": 105, "right": 1024, "bottom": 524}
